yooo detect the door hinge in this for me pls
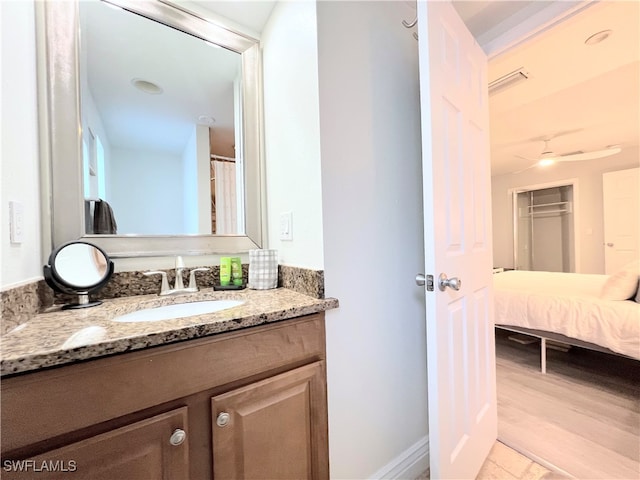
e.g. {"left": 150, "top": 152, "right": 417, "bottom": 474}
{"left": 426, "top": 274, "right": 434, "bottom": 292}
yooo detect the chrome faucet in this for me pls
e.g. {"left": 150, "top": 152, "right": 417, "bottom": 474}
{"left": 144, "top": 256, "right": 210, "bottom": 296}
{"left": 174, "top": 255, "right": 186, "bottom": 291}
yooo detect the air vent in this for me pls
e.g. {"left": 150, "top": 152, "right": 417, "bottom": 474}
{"left": 488, "top": 68, "right": 529, "bottom": 96}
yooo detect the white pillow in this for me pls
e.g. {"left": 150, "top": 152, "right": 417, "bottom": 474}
{"left": 601, "top": 261, "right": 640, "bottom": 301}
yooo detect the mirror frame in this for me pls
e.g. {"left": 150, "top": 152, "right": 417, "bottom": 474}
{"left": 36, "top": 0, "right": 266, "bottom": 258}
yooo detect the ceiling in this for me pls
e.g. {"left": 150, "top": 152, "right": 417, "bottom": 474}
{"left": 480, "top": 1, "right": 640, "bottom": 176}
{"left": 178, "top": 0, "right": 276, "bottom": 38}
{"left": 86, "top": 1, "right": 639, "bottom": 176}
{"left": 453, "top": 0, "right": 582, "bottom": 54}
{"left": 82, "top": 1, "right": 242, "bottom": 155}
{"left": 195, "top": 0, "right": 639, "bottom": 177}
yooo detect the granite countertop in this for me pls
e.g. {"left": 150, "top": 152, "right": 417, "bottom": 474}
{"left": 1, "top": 288, "right": 338, "bottom": 377}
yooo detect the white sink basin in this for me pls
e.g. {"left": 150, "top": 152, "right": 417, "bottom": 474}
{"left": 112, "top": 300, "right": 244, "bottom": 323}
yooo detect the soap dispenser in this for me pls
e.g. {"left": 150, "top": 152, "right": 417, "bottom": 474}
{"left": 219, "top": 257, "right": 231, "bottom": 286}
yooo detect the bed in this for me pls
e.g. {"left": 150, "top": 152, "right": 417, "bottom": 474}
{"left": 493, "top": 269, "right": 640, "bottom": 373}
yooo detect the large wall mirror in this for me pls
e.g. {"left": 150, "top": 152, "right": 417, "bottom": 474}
{"left": 37, "top": 0, "right": 265, "bottom": 257}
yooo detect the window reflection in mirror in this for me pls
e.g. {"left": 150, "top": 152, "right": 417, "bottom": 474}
{"left": 79, "top": 0, "right": 245, "bottom": 236}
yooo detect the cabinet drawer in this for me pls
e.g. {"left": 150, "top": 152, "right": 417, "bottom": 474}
{"left": 2, "top": 407, "right": 189, "bottom": 480}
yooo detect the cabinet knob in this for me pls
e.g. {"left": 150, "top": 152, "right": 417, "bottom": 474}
{"left": 216, "top": 412, "right": 231, "bottom": 427}
{"left": 169, "top": 428, "right": 186, "bottom": 446}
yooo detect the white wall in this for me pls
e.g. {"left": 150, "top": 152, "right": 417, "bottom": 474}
{"left": 195, "top": 125, "right": 211, "bottom": 234}
{"left": 109, "top": 148, "right": 184, "bottom": 235}
{"left": 0, "top": 0, "right": 43, "bottom": 288}
{"left": 261, "top": 1, "right": 324, "bottom": 270}
{"left": 317, "top": 2, "right": 428, "bottom": 478}
{"left": 262, "top": 2, "right": 428, "bottom": 476}
{"left": 182, "top": 126, "right": 199, "bottom": 234}
{"left": 181, "top": 124, "right": 211, "bottom": 234}
{"left": 80, "top": 64, "right": 112, "bottom": 201}
{"left": 492, "top": 147, "right": 640, "bottom": 274}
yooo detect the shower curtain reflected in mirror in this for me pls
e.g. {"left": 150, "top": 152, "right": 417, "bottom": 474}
{"left": 213, "top": 160, "right": 238, "bottom": 235}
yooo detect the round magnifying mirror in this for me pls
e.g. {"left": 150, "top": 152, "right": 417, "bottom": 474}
{"left": 44, "top": 241, "right": 114, "bottom": 309}
{"left": 54, "top": 243, "right": 109, "bottom": 288}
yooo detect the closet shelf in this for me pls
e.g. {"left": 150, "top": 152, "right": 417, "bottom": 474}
{"left": 519, "top": 201, "right": 572, "bottom": 218}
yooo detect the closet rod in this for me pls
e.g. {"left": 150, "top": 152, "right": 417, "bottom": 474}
{"left": 529, "top": 201, "right": 570, "bottom": 209}
{"left": 527, "top": 210, "right": 569, "bottom": 216}
{"left": 210, "top": 154, "right": 236, "bottom": 163}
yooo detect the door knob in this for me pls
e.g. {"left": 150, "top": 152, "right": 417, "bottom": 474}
{"left": 169, "top": 428, "right": 186, "bottom": 446}
{"left": 606, "top": 242, "right": 614, "bottom": 247}
{"left": 415, "top": 274, "right": 426, "bottom": 286}
{"left": 438, "top": 273, "right": 461, "bottom": 291}
{"left": 216, "top": 412, "right": 231, "bottom": 427}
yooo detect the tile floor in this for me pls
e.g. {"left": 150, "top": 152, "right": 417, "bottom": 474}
{"left": 415, "top": 441, "right": 568, "bottom": 480}
{"left": 476, "top": 442, "right": 556, "bottom": 480}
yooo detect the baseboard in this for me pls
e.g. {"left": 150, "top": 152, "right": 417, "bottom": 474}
{"left": 369, "top": 435, "right": 430, "bottom": 479}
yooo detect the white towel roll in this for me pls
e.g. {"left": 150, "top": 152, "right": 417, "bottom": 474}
{"left": 248, "top": 249, "right": 278, "bottom": 290}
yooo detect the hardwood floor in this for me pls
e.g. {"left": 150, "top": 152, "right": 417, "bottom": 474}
{"left": 495, "top": 329, "right": 640, "bottom": 479}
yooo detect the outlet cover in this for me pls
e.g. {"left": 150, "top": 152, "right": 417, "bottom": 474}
{"left": 280, "top": 211, "right": 293, "bottom": 241}
{"left": 9, "top": 201, "right": 24, "bottom": 244}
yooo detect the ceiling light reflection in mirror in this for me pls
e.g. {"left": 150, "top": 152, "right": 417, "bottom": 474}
{"left": 79, "top": 0, "right": 245, "bottom": 237}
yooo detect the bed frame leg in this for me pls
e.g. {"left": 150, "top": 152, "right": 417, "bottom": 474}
{"left": 541, "top": 338, "right": 547, "bottom": 374}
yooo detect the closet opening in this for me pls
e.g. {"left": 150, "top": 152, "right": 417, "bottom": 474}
{"left": 511, "top": 181, "right": 578, "bottom": 272}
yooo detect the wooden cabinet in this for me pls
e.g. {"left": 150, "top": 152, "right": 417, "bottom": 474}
{"left": 3, "top": 408, "right": 189, "bottom": 480}
{"left": 1, "top": 314, "right": 328, "bottom": 480}
{"left": 212, "top": 362, "right": 328, "bottom": 480}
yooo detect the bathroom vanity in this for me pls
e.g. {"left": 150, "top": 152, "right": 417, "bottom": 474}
{"left": 1, "top": 289, "right": 337, "bottom": 479}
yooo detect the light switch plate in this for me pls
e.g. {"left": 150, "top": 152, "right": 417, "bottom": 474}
{"left": 9, "top": 201, "right": 24, "bottom": 244}
{"left": 279, "top": 211, "right": 293, "bottom": 241}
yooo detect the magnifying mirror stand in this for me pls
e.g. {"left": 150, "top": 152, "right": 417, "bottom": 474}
{"left": 43, "top": 241, "right": 114, "bottom": 310}
{"left": 67, "top": 293, "right": 102, "bottom": 310}
{"left": 43, "top": 268, "right": 107, "bottom": 310}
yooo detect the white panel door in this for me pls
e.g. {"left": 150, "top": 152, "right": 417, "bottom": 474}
{"left": 417, "top": 2, "right": 497, "bottom": 478}
{"left": 603, "top": 167, "right": 640, "bottom": 273}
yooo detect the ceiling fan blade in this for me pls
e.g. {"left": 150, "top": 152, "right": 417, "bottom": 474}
{"left": 556, "top": 146, "right": 622, "bottom": 162}
{"left": 514, "top": 154, "right": 536, "bottom": 162}
{"left": 510, "top": 153, "right": 540, "bottom": 174}
{"left": 511, "top": 162, "right": 538, "bottom": 175}
{"left": 494, "top": 128, "right": 584, "bottom": 148}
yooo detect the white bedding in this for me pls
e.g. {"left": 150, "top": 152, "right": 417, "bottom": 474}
{"left": 493, "top": 270, "right": 640, "bottom": 360}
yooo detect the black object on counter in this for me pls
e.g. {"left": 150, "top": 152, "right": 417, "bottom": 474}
{"left": 213, "top": 284, "right": 246, "bottom": 291}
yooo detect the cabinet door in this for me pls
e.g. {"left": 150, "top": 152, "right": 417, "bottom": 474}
{"left": 3, "top": 407, "right": 189, "bottom": 480}
{"left": 211, "top": 362, "right": 328, "bottom": 480}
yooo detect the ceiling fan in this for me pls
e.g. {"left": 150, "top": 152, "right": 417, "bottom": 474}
{"left": 512, "top": 139, "right": 622, "bottom": 174}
